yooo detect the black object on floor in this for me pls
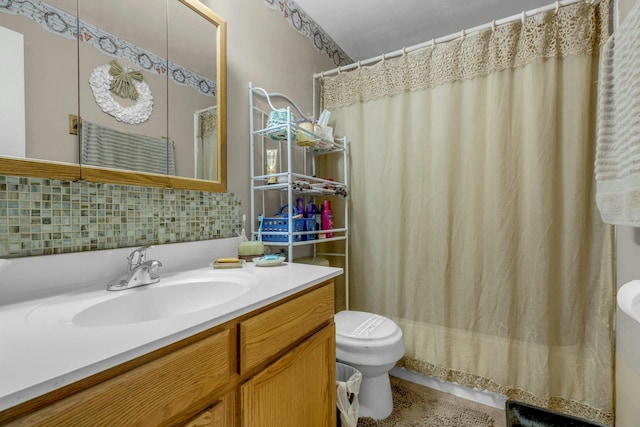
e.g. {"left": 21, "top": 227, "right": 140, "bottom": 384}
{"left": 505, "top": 401, "right": 605, "bottom": 427}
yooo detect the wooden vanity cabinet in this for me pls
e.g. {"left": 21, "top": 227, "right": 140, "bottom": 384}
{"left": 240, "top": 325, "right": 336, "bottom": 427}
{"left": 184, "top": 390, "right": 235, "bottom": 427}
{"left": 239, "top": 283, "right": 336, "bottom": 427}
{"left": 0, "top": 280, "right": 336, "bottom": 427}
{"left": 239, "top": 283, "right": 335, "bottom": 374}
{"left": 2, "top": 327, "right": 234, "bottom": 426}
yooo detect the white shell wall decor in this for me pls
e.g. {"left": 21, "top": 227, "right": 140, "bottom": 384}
{"left": 89, "top": 64, "right": 154, "bottom": 124}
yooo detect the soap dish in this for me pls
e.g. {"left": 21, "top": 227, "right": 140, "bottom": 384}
{"left": 253, "top": 256, "right": 286, "bottom": 267}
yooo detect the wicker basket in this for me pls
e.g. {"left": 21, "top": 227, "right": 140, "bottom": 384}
{"left": 266, "top": 110, "right": 297, "bottom": 141}
{"left": 297, "top": 122, "right": 320, "bottom": 147}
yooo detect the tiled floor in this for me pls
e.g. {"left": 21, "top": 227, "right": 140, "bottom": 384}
{"left": 393, "top": 377, "right": 507, "bottom": 427}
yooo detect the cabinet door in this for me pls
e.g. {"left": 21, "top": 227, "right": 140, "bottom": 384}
{"left": 7, "top": 330, "right": 231, "bottom": 426}
{"left": 240, "top": 282, "right": 334, "bottom": 374}
{"left": 184, "top": 390, "right": 235, "bottom": 427}
{"left": 240, "top": 324, "right": 336, "bottom": 427}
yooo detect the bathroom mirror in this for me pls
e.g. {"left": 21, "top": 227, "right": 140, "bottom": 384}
{"left": 0, "top": 0, "right": 227, "bottom": 192}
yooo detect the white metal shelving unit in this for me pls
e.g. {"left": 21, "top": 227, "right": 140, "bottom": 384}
{"left": 249, "top": 82, "right": 349, "bottom": 305}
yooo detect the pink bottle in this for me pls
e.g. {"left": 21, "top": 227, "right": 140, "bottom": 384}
{"left": 321, "top": 200, "right": 333, "bottom": 238}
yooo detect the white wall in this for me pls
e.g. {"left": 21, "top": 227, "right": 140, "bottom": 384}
{"left": 615, "top": 227, "right": 640, "bottom": 427}
{"left": 618, "top": 0, "right": 637, "bottom": 18}
{"left": 615, "top": 2, "right": 640, "bottom": 426}
{"left": 200, "top": 0, "right": 337, "bottom": 221}
{"left": 0, "top": 25, "right": 25, "bottom": 158}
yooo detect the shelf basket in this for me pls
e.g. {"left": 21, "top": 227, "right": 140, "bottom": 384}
{"left": 261, "top": 205, "right": 317, "bottom": 242}
{"left": 266, "top": 110, "right": 297, "bottom": 141}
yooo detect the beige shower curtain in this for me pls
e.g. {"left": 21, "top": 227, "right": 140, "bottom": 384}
{"left": 321, "top": 1, "right": 614, "bottom": 424}
{"left": 196, "top": 107, "right": 218, "bottom": 180}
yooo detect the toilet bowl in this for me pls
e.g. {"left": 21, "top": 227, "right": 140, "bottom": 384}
{"left": 335, "top": 310, "right": 405, "bottom": 420}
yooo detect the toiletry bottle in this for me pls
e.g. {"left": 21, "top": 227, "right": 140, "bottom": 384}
{"left": 305, "top": 203, "right": 316, "bottom": 219}
{"left": 296, "top": 198, "right": 305, "bottom": 217}
{"left": 296, "top": 198, "right": 305, "bottom": 240}
{"left": 266, "top": 149, "right": 278, "bottom": 184}
{"left": 306, "top": 203, "right": 316, "bottom": 239}
{"left": 321, "top": 200, "right": 333, "bottom": 238}
{"left": 316, "top": 203, "right": 324, "bottom": 239}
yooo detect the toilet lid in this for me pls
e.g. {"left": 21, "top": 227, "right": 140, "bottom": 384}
{"left": 335, "top": 310, "right": 399, "bottom": 341}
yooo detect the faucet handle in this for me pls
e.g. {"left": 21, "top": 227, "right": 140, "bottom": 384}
{"left": 143, "top": 259, "right": 163, "bottom": 272}
{"left": 127, "top": 245, "right": 153, "bottom": 269}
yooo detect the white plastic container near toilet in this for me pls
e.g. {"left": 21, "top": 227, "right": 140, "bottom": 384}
{"left": 334, "top": 310, "right": 405, "bottom": 420}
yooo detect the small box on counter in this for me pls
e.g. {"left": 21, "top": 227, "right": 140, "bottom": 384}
{"left": 238, "top": 241, "right": 264, "bottom": 262}
{"left": 213, "top": 257, "right": 245, "bottom": 269}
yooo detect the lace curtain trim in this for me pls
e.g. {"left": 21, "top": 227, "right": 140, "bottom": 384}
{"left": 321, "top": 0, "right": 610, "bottom": 110}
{"left": 198, "top": 110, "right": 217, "bottom": 138}
{"left": 399, "top": 357, "right": 614, "bottom": 426}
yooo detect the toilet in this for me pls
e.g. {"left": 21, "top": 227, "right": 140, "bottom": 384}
{"left": 335, "top": 310, "right": 405, "bottom": 420}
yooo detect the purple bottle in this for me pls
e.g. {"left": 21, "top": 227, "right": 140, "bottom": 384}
{"left": 296, "top": 198, "right": 305, "bottom": 216}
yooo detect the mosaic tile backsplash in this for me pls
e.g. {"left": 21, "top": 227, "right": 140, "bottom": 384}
{"left": 0, "top": 175, "right": 242, "bottom": 258}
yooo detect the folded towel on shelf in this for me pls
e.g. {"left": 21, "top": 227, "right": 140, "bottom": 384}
{"left": 595, "top": 0, "right": 640, "bottom": 225}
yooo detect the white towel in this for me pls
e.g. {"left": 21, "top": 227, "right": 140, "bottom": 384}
{"left": 595, "top": 0, "right": 640, "bottom": 225}
{"left": 81, "top": 121, "right": 176, "bottom": 176}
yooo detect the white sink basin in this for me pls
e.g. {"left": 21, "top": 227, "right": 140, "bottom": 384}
{"left": 618, "top": 280, "right": 640, "bottom": 322}
{"left": 73, "top": 280, "right": 249, "bottom": 327}
{"left": 26, "top": 271, "right": 257, "bottom": 327}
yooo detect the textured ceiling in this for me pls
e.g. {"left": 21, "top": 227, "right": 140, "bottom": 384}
{"left": 294, "top": 0, "right": 554, "bottom": 62}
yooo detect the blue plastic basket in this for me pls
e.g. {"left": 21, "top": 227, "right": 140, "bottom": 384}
{"left": 304, "top": 218, "right": 317, "bottom": 241}
{"left": 260, "top": 205, "right": 317, "bottom": 242}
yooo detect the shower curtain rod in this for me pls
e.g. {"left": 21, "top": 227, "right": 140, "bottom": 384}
{"left": 313, "top": 0, "right": 598, "bottom": 79}
{"left": 194, "top": 105, "right": 217, "bottom": 114}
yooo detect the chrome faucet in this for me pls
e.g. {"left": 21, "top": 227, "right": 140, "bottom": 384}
{"left": 107, "top": 246, "right": 163, "bottom": 291}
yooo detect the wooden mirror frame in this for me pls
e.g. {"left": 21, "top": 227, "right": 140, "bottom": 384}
{"left": 0, "top": 0, "right": 227, "bottom": 193}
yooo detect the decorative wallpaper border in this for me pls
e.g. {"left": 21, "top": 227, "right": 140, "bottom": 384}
{"left": 263, "top": 0, "right": 352, "bottom": 67}
{"left": 0, "top": 175, "right": 242, "bottom": 258}
{"left": 0, "top": 0, "right": 215, "bottom": 96}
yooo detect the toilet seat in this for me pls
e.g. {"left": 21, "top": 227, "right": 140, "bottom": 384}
{"left": 336, "top": 311, "right": 396, "bottom": 338}
{"left": 335, "top": 310, "right": 402, "bottom": 347}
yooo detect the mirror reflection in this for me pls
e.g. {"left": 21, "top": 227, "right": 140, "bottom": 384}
{"left": 78, "top": 0, "right": 170, "bottom": 174}
{"left": 0, "top": 0, "right": 226, "bottom": 189}
{"left": 167, "top": 0, "right": 219, "bottom": 180}
{"left": 0, "top": 0, "right": 79, "bottom": 164}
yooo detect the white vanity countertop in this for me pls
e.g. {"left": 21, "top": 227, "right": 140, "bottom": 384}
{"left": 0, "top": 260, "right": 342, "bottom": 412}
